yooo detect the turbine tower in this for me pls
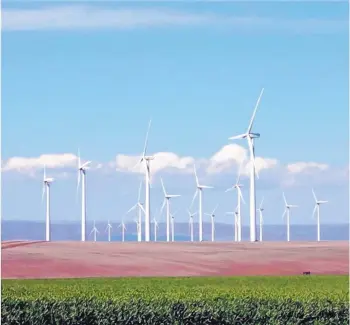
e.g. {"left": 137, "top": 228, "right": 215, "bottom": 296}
{"left": 312, "top": 189, "right": 328, "bottom": 242}
{"left": 190, "top": 164, "right": 213, "bottom": 242}
{"left": 42, "top": 165, "right": 54, "bottom": 242}
{"left": 105, "top": 220, "right": 112, "bottom": 242}
{"left": 126, "top": 180, "right": 145, "bottom": 242}
{"left": 229, "top": 88, "right": 264, "bottom": 242}
{"left": 225, "top": 161, "right": 245, "bottom": 242}
{"left": 90, "top": 220, "right": 99, "bottom": 242}
{"left": 133, "top": 120, "right": 154, "bottom": 242}
{"left": 187, "top": 209, "right": 197, "bottom": 242}
{"left": 159, "top": 177, "right": 181, "bottom": 242}
{"left": 77, "top": 149, "right": 92, "bottom": 242}
{"left": 226, "top": 210, "right": 238, "bottom": 241}
{"left": 282, "top": 192, "right": 298, "bottom": 242}
{"left": 118, "top": 220, "right": 127, "bottom": 242}
{"left": 257, "top": 197, "right": 264, "bottom": 242}
{"left": 153, "top": 217, "right": 159, "bottom": 242}
{"left": 205, "top": 205, "right": 218, "bottom": 242}
{"left": 170, "top": 210, "right": 178, "bottom": 242}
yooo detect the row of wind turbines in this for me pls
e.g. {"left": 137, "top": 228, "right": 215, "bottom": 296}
{"left": 41, "top": 88, "right": 328, "bottom": 243}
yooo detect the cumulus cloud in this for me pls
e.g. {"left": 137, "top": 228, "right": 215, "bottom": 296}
{"left": 2, "top": 154, "right": 78, "bottom": 172}
{"left": 287, "top": 162, "right": 329, "bottom": 174}
{"left": 206, "top": 144, "right": 278, "bottom": 176}
{"left": 115, "top": 152, "right": 195, "bottom": 175}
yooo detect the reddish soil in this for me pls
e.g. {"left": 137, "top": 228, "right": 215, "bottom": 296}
{"left": 1, "top": 241, "right": 348, "bottom": 279}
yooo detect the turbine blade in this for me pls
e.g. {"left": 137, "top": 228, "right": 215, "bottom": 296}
{"left": 126, "top": 204, "right": 137, "bottom": 214}
{"left": 312, "top": 205, "right": 317, "bottom": 219}
{"left": 159, "top": 199, "right": 166, "bottom": 217}
{"left": 142, "top": 119, "right": 152, "bottom": 157}
{"left": 283, "top": 192, "right": 287, "bottom": 206}
{"left": 190, "top": 190, "right": 198, "bottom": 209}
{"left": 319, "top": 200, "right": 328, "bottom": 204}
{"left": 229, "top": 133, "right": 246, "bottom": 140}
{"left": 138, "top": 203, "right": 146, "bottom": 215}
{"left": 312, "top": 188, "right": 317, "bottom": 202}
{"left": 236, "top": 159, "right": 244, "bottom": 185}
{"left": 260, "top": 196, "right": 264, "bottom": 209}
{"left": 282, "top": 209, "right": 287, "bottom": 220}
{"left": 225, "top": 186, "right": 234, "bottom": 193}
{"left": 200, "top": 185, "right": 213, "bottom": 189}
{"left": 81, "top": 161, "right": 91, "bottom": 169}
{"left": 160, "top": 177, "right": 167, "bottom": 196}
{"left": 41, "top": 182, "right": 46, "bottom": 203}
{"left": 238, "top": 187, "right": 245, "bottom": 204}
{"left": 193, "top": 164, "right": 199, "bottom": 186}
{"left": 43, "top": 164, "right": 46, "bottom": 181}
{"left": 168, "top": 194, "right": 181, "bottom": 198}
{"left": 247, "top": 88, "right": 264, "bottom": 133}
{"left": 213, "top": 204, "right": 219, "bottom": 214}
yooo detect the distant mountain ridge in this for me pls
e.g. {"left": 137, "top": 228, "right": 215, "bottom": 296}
{"left": 1, "top": 220, "right": 348, "bottom": 242}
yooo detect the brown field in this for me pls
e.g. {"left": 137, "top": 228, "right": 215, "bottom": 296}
{"left": 1, "top": 240, "right": 348, "bottom": 279}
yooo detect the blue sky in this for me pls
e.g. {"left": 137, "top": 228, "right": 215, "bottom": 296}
{"left": 2, "top": 1, "right": 348, "bottom": 228}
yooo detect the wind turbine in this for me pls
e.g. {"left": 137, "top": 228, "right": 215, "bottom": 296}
{"left": 159, "top": 177, "right": 181, "bottom": 242}
{"left": 90, "top": 220, "right": 99, "bottom": 242}
{"left": 77, "top": 149, "right": 92, "bottom": 242}
{"left": 132, "top": 120, "right": 154, "bottom": 242}
{"left": 205, "top": 205, "right": 218, "bottom": 242}
{"left": 257, "top": 197, "right": 264, "bottom": 242}
{"left": 190, "top": 164, "right": 213, "bottom": 242}
{"left": 125, "top": 180, "right": 145, "bottom": 242}
{"left": 229, "top": 88, "right": 264, "bottom": 242}
{"left": 312, "top": 189, "right": 328, "bottom": 242}
{"left": 105, "top": 220, "right": 112, "bottom": 242}
{"left": 118, "top": 220, "right": 127, "bottom": 242}
{"left": 170, "top": 210, "right": 178, "bottom": 242}
{"left": 42, "top": 165, "right": 54, "bottom": 242}
{"left": 187, "top": 209, "right": 197, "bottom": 242}
{"left": 153, "top": 217, "right": 159, "bottom": 242}
{"left": 225, "top": 161, "right": 245, "bottom": 242}
{"left": 225, "top": 211, "right": 238, "bottom": 241}
{"left": 282, "top": 192, "right": 298, "bottom": 242}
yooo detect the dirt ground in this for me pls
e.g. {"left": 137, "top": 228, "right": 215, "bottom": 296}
{"left": 1, "top": 241, "right": 348, "bottom": 279}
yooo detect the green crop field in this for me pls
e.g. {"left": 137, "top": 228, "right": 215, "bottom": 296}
{"left": 2, "top": 276, "right": 349, "bottom": 324}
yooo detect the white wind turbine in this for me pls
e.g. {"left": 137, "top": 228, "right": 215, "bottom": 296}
{"left": 90, "top": 220, "right": 99, "bottom": 242}
{"left": 205, "top": 205, "right": 219, "bottom": 242}
{"left": 42, "top": 165, "right": 54, "bottom": 242}
{"left": 225, "top": 210, "right": 238, "bottom": 241}
{"left": 312, "top": 189, "right": 328, "bottom": 242}
{"left": 77, "top": 149, "right": 92, "bottom": 242}
{"left": 118, "top": 220, "right": 127, "bottom": 242}
{"left": 282, "top": 192, "right": 298, "bottom": 242}
{"left": 132, "top": 120, "right": 154, "bottom": 242}
{"left": 170, "top": 210, "right": 178, "bottom": 242}
{"left": 229, "top": 88, "right": 264, "bottom": 242}
{"left": 159, "top": 177, "right": 181, "bottom": 242}
{"left": 105, "top": 220, "right": 112, "bottom": 242}
{"left": 126, "top": 180, "right": 145, "bottom": 242}
{"left": 190, "top": 164, "right": 213, "bottom": 242}
{"left": 153, "top": 217, "right": 159, "bottom": 242}
{"left": 257, "top": 197, "right": 264, "bottom": 242}
{"left": 187, "top": 209, "right": 197, "bottom": 242}
{"left": 225, "top": 161, "right": 245, "bottom": 242}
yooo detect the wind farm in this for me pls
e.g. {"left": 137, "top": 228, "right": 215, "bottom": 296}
{"left": 2, "top": 89, "right": 347, "bottom": 280}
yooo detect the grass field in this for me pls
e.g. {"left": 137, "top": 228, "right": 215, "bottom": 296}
{"left": 2, "top": 275, "right": 348, "bottom": 302}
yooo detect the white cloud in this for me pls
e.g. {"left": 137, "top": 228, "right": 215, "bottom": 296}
{"left": 2, "top": 5, "right": 346, "bottom": 33}
{"left": 287, "top": 162, "right": 329, "bottom": 174}
{"left": 115, "top": 152, "right": 195, "bottom": 175}
{"left": 206, "top": 144, "right": 278, "bottom": 176}
{"left": 2, "top": 154, "right": 78, "bottom": 172}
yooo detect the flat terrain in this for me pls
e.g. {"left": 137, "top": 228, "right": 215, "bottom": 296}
{"left": 2, "top": 241, "right": 348, "bottom": 279}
